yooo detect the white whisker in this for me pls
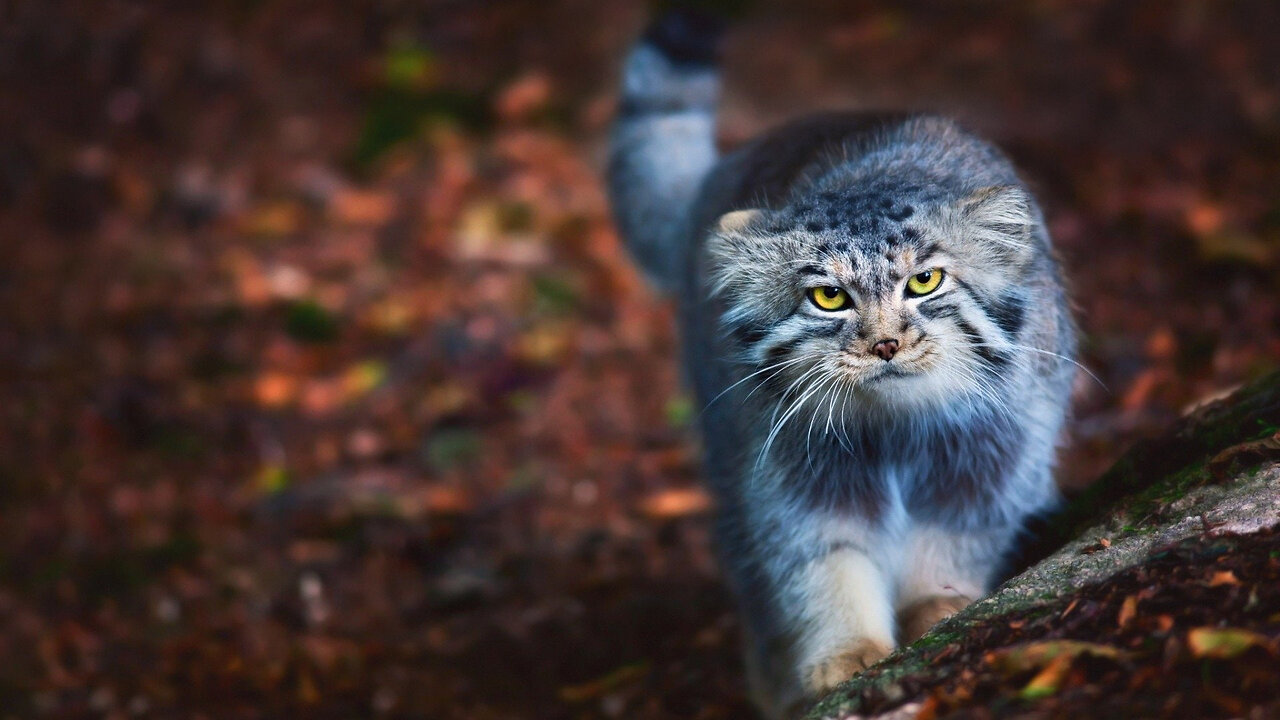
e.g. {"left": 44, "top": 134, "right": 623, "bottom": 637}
{"left": 971, "top": 342, "right": 1106, "bottom": 391}
{"left": 701, "top": 354, "right": 812, "bottom": 415}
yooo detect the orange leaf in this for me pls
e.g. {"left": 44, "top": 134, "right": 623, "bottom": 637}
{"left": 640, "top": 488, "right": 712, "bottom": 518}
{"left": 1208, "top": 570, "right": 1241, "bottom": 587}
{"left": 254, "top": 372, "right": 298, "bottom": 408}
{"left": 1117, "top": 595, "right": 1138, "bottom": 628}
{"left": 1020, "top": 653, "right": 1074, "bottom": 700}
{"left": 330, "top": 189, "right": 396, "bottom": 226}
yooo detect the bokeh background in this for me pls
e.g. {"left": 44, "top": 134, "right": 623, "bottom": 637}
{"left": 3, "top": 1, "right": 1279, "bottom": 718}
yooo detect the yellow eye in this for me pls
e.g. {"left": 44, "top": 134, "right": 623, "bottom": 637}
{"left": 906, "top": 268, "right": 945, "bottom": 296}
{"left": 808, "top": 286, "right": 850, "bottom": 311}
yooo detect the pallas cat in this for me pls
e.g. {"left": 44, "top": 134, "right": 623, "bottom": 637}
{"left": 607, "top": 11, "right": 1077, "bottom": 718}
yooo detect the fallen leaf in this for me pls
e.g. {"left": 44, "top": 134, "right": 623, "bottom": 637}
{"left": 1207, "top": 570, "right": 1241, "bottom": 587}
{"left": 242, "top": 201, "right": 303, "bottom": 237}
{"left": 254, "top": 372, "right": 298, "bottom": 408}
{"left": 297, "top": 670, "right": 319, "bottom": 704}
{"left": 1019, "top": 653, "right": 1074, "bottom": 700}
{"left": 514, "top": 323, "right": 573, "bottom": 365}
{"left": 330, "top": 189, "right": 396, "bottom": 226}
{"left": 1187, "top": 627, "right": 1273, "bottom": 659}
{"left": 495, "top": 72, "right": 552, "bottom": 122}
{"left": 1060, "top": 598, "right": 1080, "bottom": 619}
{"left": 256, "top": 464, "right": 290, "bottom": 494}
{"left": 558, "top": 663, "right": 649, "bottom": 703}
{"left": 1195, "top": 230, "right": 1274, "bottom": 266}
{"left": 1185, "top": 200, "right": 1224, "bottom": 235}
{"left": 640, "top": 487, "right": 712, "bottom": 518}
{"left": 268, "top": 264, "right": 311, "bottom": 300}
{"left": 1117, "top": 594, "right": 1138, "bottom": 628}
{"left": 421, "top": 486, "right": 474, "bottom": 516}
{"left": 342, "top": 360, "right": 388, "bottom": 399}
{"left": 987, "top": 640, "right": 1125, "bottom": 675}
{"left": 1120, "top": 369, "right": 1162, "bottom": 412}
{"left": 1208, "top": 430, "right": 1280, "bottom": 481}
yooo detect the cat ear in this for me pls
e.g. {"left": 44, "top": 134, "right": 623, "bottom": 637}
{"left": 959, "top": 185, "right": 1036, "bottom": 263}
{"left": 716, "top": 208, "right": 763, "bottom": 234}
{"left": 705, "top": 208, "right": 768, "bottom": 296}
{"left": 706, "top": 208, "right": 765, "bottom": 263}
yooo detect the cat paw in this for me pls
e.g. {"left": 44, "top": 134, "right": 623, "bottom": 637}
{"left": 802, "top": 638, "right": 894, "bottom": 695}
{"left": 899, "top": 595, "right": 971, "bottom": 643}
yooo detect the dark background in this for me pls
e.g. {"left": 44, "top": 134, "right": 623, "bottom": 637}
{"left": 2, "top": 1, "right": 1278, "bottom": 717}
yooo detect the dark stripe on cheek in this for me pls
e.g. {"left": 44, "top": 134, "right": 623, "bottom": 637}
{"left": 954, "top": 278, "right": 1027, "bottom": 339}
{"left": 955, "top": 317, "right": 1011, "bottom": 368}
{"left": 732, "top": 324, "right": 767, "bottom": 347}
{"left": 763, "top": 341, "right": 794, "bottom": 364}
{"left": 808, "top": 318, "right": 845, "bottom": 338}
{"left": 917, "top": 299, "right": 961, "bottom": 321}
{"left": 989, "top": 292, "right": 1027, "bottom": 337}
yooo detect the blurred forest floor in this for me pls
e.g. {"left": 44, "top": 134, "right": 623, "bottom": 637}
{"left": 2, "top": 1, "right": 1279, "bottom": 718}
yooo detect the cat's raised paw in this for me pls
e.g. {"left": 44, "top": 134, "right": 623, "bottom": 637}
{"left": 803, "top": 639, "right": 894, "bottom": 695}
{"left": 899, "top": 595, "right": 971, "bottom": 643}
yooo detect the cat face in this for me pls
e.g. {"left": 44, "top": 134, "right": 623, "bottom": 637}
{"left": 707, "top": 185, "right": 1037, "bottom": 408}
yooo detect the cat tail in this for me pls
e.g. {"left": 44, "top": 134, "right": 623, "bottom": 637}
{"left": 608, "top": 8, "right": 726, "bottom": 293}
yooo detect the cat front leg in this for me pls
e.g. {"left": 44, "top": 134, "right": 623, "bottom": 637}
{"left": 792, "top": 544, "right": 897, "bottom": 696}
{"left": 895, "top": 524, "right": 1005, "bottom": 642}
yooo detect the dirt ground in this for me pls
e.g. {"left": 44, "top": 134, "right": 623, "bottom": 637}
{"left": 2, "top": 1, "right": 1279, "bottom": 718}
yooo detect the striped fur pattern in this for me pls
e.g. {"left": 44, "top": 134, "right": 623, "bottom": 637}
{"left": 608, "top": 14, "right": 1077, "bottom": 720}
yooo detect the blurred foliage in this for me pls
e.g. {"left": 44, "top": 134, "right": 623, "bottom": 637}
{"left": 353, "top": 42, "right": 490, "bottom": 168}
{"left": 284, "top": 299, "right": 341, "bottom": 343}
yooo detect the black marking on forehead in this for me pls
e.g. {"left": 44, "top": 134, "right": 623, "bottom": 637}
{"left": 901, "top": 227, "right": 921, "bottom": 243}
{"left": 813, "top": 241, "right": 850, "bottom": 257}
{"left": 788, "top": 184, "right": 929, "bottom": 237}
{"left": 797, "top": 264, "right": 826, "bottom": 276}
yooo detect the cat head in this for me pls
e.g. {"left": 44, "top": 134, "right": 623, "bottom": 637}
{"left": 706, "top": 182, "right": 1040, "bottom": 408}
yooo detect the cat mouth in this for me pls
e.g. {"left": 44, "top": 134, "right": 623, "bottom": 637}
{"left": 862, "top": 355, "right": 937, "bottom": 384}
{"left": 857, "top": 362, "right": 913, "bottom": 384}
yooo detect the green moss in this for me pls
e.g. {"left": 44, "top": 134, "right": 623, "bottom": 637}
{"left": 1117, "top": 461, "right": 1211, "bottom": 525}
{"left": 912, "top": 629, "right": 962, "bottom": 650}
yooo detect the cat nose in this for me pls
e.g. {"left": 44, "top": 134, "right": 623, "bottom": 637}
{"left": 871, "top": 338, "right": 899, "bottom": 361}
